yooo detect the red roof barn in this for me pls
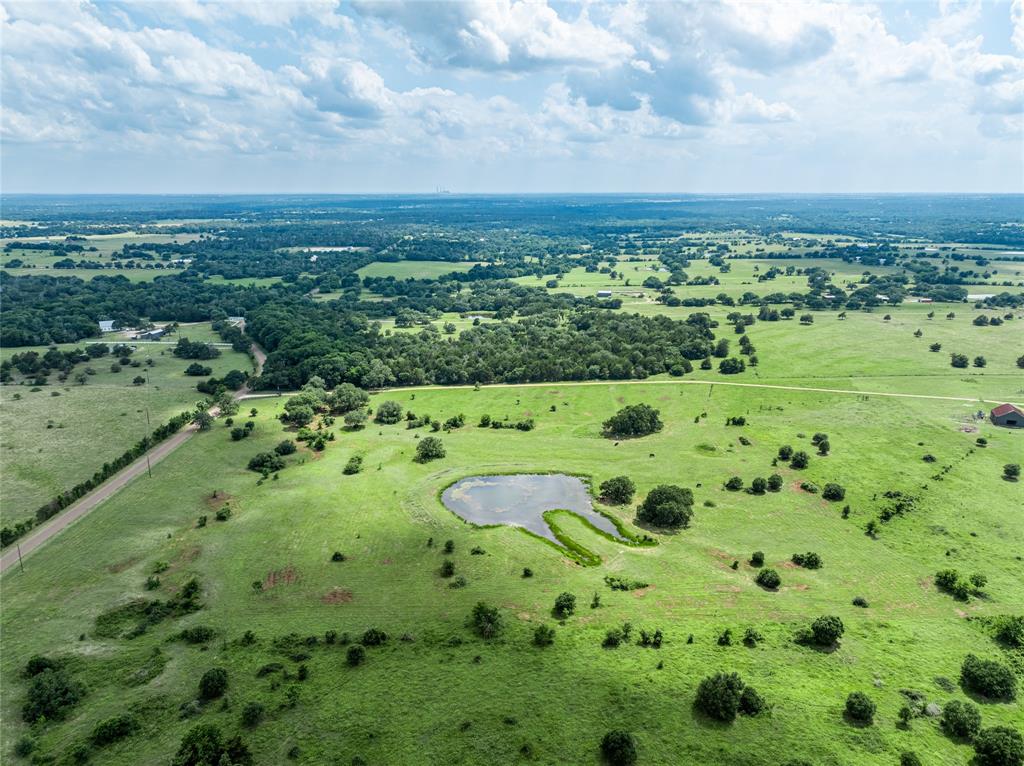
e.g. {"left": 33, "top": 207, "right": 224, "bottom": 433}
{"left": 990, "top": 403, "right": 1023, "bottom": 428}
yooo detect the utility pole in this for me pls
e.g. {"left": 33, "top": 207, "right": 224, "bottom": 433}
{"left": 16, "top": 542, "right": 24, "bottom": 572}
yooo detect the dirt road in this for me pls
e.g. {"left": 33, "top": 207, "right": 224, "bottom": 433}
{"left": 0, "top": 339, "right": 267, "bottom": 576}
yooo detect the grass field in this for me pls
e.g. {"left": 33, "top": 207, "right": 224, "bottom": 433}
{"left": 0, "top": 338, "right": 253, "bottom": 524}
{"left": 0, "top": 375, "right": 1020, "bottom": 765}
{"left": 357, "top": 260, "right": 482, "bottom": 280}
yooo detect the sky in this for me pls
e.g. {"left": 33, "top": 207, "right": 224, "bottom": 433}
{"left": 1, "top": 0, "right": 1022, "bottom": 194}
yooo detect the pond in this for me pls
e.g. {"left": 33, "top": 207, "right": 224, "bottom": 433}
{"left": 441, "top": 474, "right": 626, "bottom": 544}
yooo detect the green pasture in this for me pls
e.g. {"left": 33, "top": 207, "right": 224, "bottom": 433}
{"left": 1, "top": 380, "right": 1020, "bottom": 765}
{"left": 0, "top": 341, "right": 253, "bottom": 524}
{"left": 357, "top": 260, "right": 481, "bottom": 280}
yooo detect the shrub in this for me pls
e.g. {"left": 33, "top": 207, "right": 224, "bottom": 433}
{"left": 599, "top": 476, "right": 636, "bottom": 505}
{"left": 247, "top": 452, "right": 284, "bottom": 473}
{"left": 718, "top": 357, "right": 746, "bottom": 374}
{"left": 637, "top": 484, "right": 693, "bottom": 529}
{"left": 941, "top": 699, "right": 981, "bottom": 739}
{"left": 724, "top": 476, "right": 744, "bottom": 491}
{"left": 750, "top": 551, "right": 764, "bottom": 567}
{"left": 600, "top": 730, "right": 638, "bottom": 766}
{"left": 739, "top": 686, "right": 765, "bottom": 716}
{"left": 901, "top": 753, "right": 923, "bottom": 766}
{"left": 346, "top": 645, "right": 366, "bottom": 666}
{"left": 694, "top": 672, "right": 745, "bottom": 722}
{"left": 274, "top": 440, "right": 296, "bottom": 456}
{"left": 951, "top": 353, "right": 969, "bottom": 368}
{"left": 750, "top": 477, "right": 767, "bottom": 494}
{"left": 22, "top": 668, "right": 85, "bottom": 722}
{"left": 24, "top": 655, "right": 59, "bottom": 677}
{"left": 791, "top": 552, "right": 823, "bottom": 569}
{"left": 822, "top": 483, "right": 845, "bottom": 501}
{"left": 198, "top": 667, "right": 228, "bottom": 700}
{"left": 993, "top": 615, "right": 1024, "bottom": 647}
{"left": 810, "top": 615, "right": 844, "bottom": 646}
{"left": 777, "top": 445, "right": 793, "bottom": 460}
{"left": 172, "top": 724, "right": 252, "bottom": 766}
{"left": 935, "top": 568, "right": 961, "bottom": 591}
{"left": 343, "top": 455, "right": 363, "bottom": 475}
{"left": 756, "top": 568, "right": 781, "bottom": 589}
{"left": 241, "top": 701, "right": 265, "bottom": 727}
{"left": 845, "top": 692, "right": 876, "bottom": 724}
{"left": 471, "top": 602, "right": 503, "bottom": 638}
{"left": 974, "top": 726, "right": 1024, "bottom": 766}
{"left": 766, "top": 473, "right": 783, "bottom": 491}
{"left": 360, "top": 628, "right": 388, "bottom": 646}
{"left": 331, "top": 551, "right": 346, "bottom": 562}
{"left": 91, "top": 713, "right": 138, "bottom": 746}
{"left": 790, "top": 451, "right": 810, "bottom": 469}
{"left": 852, "top": 596, "right": 869, "bottom": 608}
{"left": 602, "top": 404, "right": 663, "bottom": 438}
{"left": 961, "top": 654, "right": 1017, "bottom": 700}
{"left": 374, "top": 401, "right": 403, "bottom": 424}
{"left": 343, "top": 409, "right": 368, "bottom": 429}
{"left": 415, "top": 436, "right": 446, "bottom": 462}
{"left": 440, "top": 559, "right": 455, "bottom": 578}
{"left": 1004, "top": 464, "right": 1021, "bottom": 481}
{"left": 553, "top": 592, "right": 577, "bottom": 618}
{"left": 522, "top": 567, "right": 533, "bottom": 578}
{"left": 533, "top": 625, "right": 555, "bottom": 647}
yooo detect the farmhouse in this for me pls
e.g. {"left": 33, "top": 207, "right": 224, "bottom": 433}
{"left": 990, "top": 403, "right": 1023, "bottom": 428}
{"left": 97, "top": 320, "right": 116, "bottom": 332}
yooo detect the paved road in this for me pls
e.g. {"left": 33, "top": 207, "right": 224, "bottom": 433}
{"left": 0, "top": 339, "right": 267, "bottom": 576}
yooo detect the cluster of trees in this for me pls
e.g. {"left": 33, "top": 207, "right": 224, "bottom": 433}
{"left": 602, "top": 404, "right": 663, "bottom": 438}
{"left": 173, "top": 337, "right": 221, "bottom": 360}
{"left": 636, "top": 485, "right": 693, "bottom": 529}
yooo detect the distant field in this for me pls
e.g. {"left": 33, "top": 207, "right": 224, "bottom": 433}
{"left": 205, "top": 275, "right": 284, "bottom": 288}
{"left": 0, "top": 381, "right": 1019, "bottom": 765}
{"left": 357, "top": 260, "right": 481, "bottom": 280}
{"left": 0, "top": 338, "right": 253, "bottom": 524}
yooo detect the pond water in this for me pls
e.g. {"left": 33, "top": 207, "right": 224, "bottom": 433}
{"left": 441, "top": 474, "right": 626, "bottom": 544}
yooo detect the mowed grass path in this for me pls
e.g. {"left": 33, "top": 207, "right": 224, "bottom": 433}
{"left": 0, "top": 339, "right": 253, "bottom": 523}
{"left": 1, "top": 383, "right": 1020, "bottom": 765}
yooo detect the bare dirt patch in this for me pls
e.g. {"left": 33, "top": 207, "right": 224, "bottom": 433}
{"left": 791, "top": 480, "right": 813, "bottom": 494}
{"left": 204, "top": 490, "right": 233, "bottom": 510}
{"left": 321, "top": 588, "right": 353, "bottom": 605}
{"left": 632, "top": 585, "right": 656, "bottom": 598}
{"left": 167, "top": 544, "right": 201, "bottom": 574}
{"left": 264, "top": 565, "right": 299, "bottom": 590}
{"left": 107, "top": 556, "right": 141, "bottom": 574}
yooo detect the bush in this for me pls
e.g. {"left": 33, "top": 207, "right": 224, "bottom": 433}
{"left": 750, "top": 551, "right": 764, "bottom": 567}
{"left": 91, "top": 713, "right": 138, "bottom": 746}
{"left": 600, "top": 730, "right": 638, "bottom": 766}
{"left": 941, "top": 699, "right": 981, "bottom": 739}
{"left": 810, "top": 615, "right": 844, "bottom": 646}
{"left": 845, "top": 692, "right": 876, "bottom": 724}
{"left": 777, "top": 445, "right": 793, "bottom": 460}
{"left": 374, "top": 401, "right": 403, "bottom": 424}
{"left": 247, "top": 452, "right": 284, "bottom": 473}
{"left": 599, "top": 476, "right": 636, "bottom": 505}
{"left": 346, "top": 645, "right": 366, "bottom": 666}
{"left": 756, "top": 568, "right": 781, "bottom": 589}
{"left": 739, "top": 686, "right": 765, "bottom": 716}
{"left": 602, "top": 404, "right": 663, "bottom": 438}
{"left": 343, "top": 409, "right": 368, "bottom": 429}
{"left": 766, "top": 473, "right": 783, "bottom": 491}
{"left": 274, "top": 440, "right": 296, "bottom": 456}
{"left": 724, "top": 476, "right": 744, "bottom": 491}
{"left": 22, "top": 668, "right": 85, "bottom": 722}
{"left": 935, "top": 568, "right": 961, "bottom": 591}
{"left": 1004, "top": 464, "right": 1021, "bottom": 481}
{"left": 790, "top": 450, "right": 810, "bottom": 469}
{"left": 822, "top": 483, "right": 845, "bottom": 501}
{"left": 951, "top": 353, "right": 969, "bottom": 368}
{"left": 171, "top": 724, "right": 252, "bottom": 766}
{"left": 791, "top": 552, "right": 822, "bottom": 569}
{"left": 694, "top": 672, "right": 745, "bottom": 722}
{"left": 533, "top": 625, "right": 555, "bottom": 647}
{"left": 718, "top": 357, "right": 746, "bottom": 374}
{"left": 343, "top": 455, "right": 363, "bottom": 475}
{"left": 440, "top": 559, "right": 455, "bottom": 578}
{"left": 553, "top": 592, "right": 577, "bottom": 618}
{"left": 471, "top": 602, "right": 503, "bottom": 638}
{"left": 198, "top": 667, "right": 228, "bottom": 700}
{"left": 241, "top": 701, "right": 265, "bottom": 727}
{"left": 961, "top": 654, "right": 1017, "bottom": 700}
{"left": 993, "top": 615, "right": 1024, "bottom": 647}
{"left": 974, "top": 726, "right": 1024, "bottom": 766}
{"left": 331, "top": 551, "right": 346, "bottom": 562}
{"left": 637, "top": 484, "right": 693, "bottom": 529}
{"left": 415, "top": 436, "right": 446, "bottom": 462}
{"left": 750, "top": 477, "right": 767, "bottom": 494}
{"left": 900, "top": 752, "right": 923, "bottom": 766}
{"left": 360, "top": 628, "right": 388, "bottom": 646}
{"left": 852, "top": 596, "right": 869, "bottom": 608}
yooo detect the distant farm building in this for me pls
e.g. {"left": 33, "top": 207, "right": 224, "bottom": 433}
{"left": 134, "top": 328, "right": 167, "bottom": 341}
{"left": 98, "top": 320, "right": 116, "bottom": 332}
{"left": 990, "top": 403, "right": 1023, "bottom": 428}
{"left": 597, "top": 290, "right": 612, "bottom": 298}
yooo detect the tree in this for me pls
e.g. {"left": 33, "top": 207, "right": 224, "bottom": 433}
{"left": 695, "top": 672, "right": 744, "bottom": 722}
{"left": 961, "top": 654, "right": 1017, "bottom": 700}
{"left": 724, "top": 476, "right": 744, "bottom": 491}
{"left": 344, "top": 409, "right": 368, "bottom": 429}
{"left": 374, "top": 400, "right": 403, "bottom": 424}
{"left": 193, "top": 410, "right": 214, "bottom": 431}
{"left": 930, "top": 343, "right": 942, "bottom": 352}
{"left": 362, "top": 359, "right": 395, "bottom": 389}
{"left": 1003, "top": 464, "right": 1020, "bottom": 481}
{"left": 718, "top": 357, "right": 746, "bottom": 374}
{"left": 274, "top": 440, "right": 296, "bottom": 456}
{"left": 810, "top": 615, "right": 844, "bottom": 646}
{"left": 471, "top": 601, "right": 503, "bottom": 638}
{"left": 602, "top": 404, "right": 663, "bottom": 438}
{"left": 941, "top": 699, "right": 981, "bottom": 739}
{"left": 346, "top": 645, "right": 366, "bottom": 666}
{"left": 553, "top": 592, "right": 577, "bottom": 618}
{"left": 767, "top": 474, "right": 783, "bottom": 491}
{"left": 900, "top": 753, "right": 923, "bottom": 766}
{"left": 756, "top": 568, "right": 781, "bottom": 589}
{"left": 599, "top": 476, "right": 635, "bottom": 504}
{"left": 328, "top": 383, "right": 369, "bottom": 413}
{"left": 533, "top": 624, "right": 555, "bottom": 647}
{"left": 974, "top": 727, "right": 1024, "bottom": 766}
{"left": 241, "top": 701, "right": 265, "bottom": 728}
{"left": 415, "top": 436, "right": 446, "bottom": 462}
{"left": 816, "top": 439, "right": 830, "bottom": 455}
{"left": 738, "top": 686, "right": 765, "bottom": 716}
{"left": 600, "top": 730, "right": 638, "bottom": 766}
{"left": 778, "top": 445, "right": 793, "bottom": 460}
{"left": 950, "top": 353, "right": 969, "bottom": 368}
{"left": 974, "top": 356, "right": 987, "bottom": 368}
{"left": 792, "top": 552, "right": 823, "bottom": 569}
{"left": 750, "top": 551, "right": 765, "bottom": 567}
{"left": 845, "top": 692, "right": 875, "bottom": 724}
{"left": 132, "top": 375, "right": 146, "bottom": 385}
{"left": 637, "top": 484, "right": 693, "bottom": 528}
{"left": 171, "top": 724, "right": 253, "bottom": 766}
{"left": 790, "top": 450, "right": 810, "bottom": 469}
{"left": 822, "top": 483, "right": 845, "bottom": 501}
{"left": 750, "top": 477, "right": 767, "bottom": 494}
{"left": 21, "top": 668, "right": 85, "bottom": 722}
{"left": 199, "top": 667, "right": 228, "bottom": 700}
